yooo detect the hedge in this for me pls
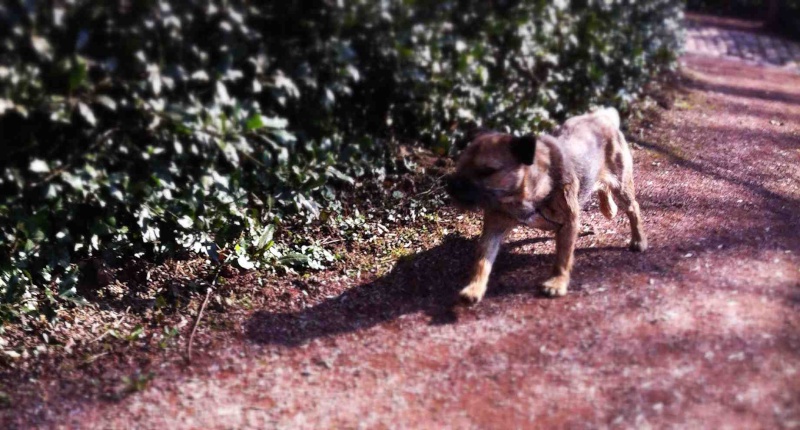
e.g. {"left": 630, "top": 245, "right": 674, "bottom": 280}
{"left": 0, "top": 0, "right": 684, "bottom": 323}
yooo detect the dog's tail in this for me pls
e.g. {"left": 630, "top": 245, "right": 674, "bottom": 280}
{"left": 595, "top": 107, "right": 621, "bottom": 130}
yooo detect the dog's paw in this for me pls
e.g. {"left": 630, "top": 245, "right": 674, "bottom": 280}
{"left": 629, "top": 237, "right": 648, "bottom": 252}
{"left": 458, "top": 284, "right": 485, "bottom": 305}
{"left": 541, "top": 276, "right": 569, "bottom": 297}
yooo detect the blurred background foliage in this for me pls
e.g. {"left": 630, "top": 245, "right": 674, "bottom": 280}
{"left": 0, "top": 0, "right": 683, "bottom": 323}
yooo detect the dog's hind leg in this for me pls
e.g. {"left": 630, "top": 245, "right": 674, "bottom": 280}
{"left": 612, "top": 132, "right": 647, "bottom": 252}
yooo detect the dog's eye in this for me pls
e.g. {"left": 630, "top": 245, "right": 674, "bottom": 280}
{"left": 476, "top": 167, "right": 497, "bottom": 177}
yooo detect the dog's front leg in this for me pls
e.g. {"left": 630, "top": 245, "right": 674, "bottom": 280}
{"left": 459, "top": 212, "right": 512, "bottom": 304}
{"left": 542, "top": 187, "right": 580, "bottom": 297}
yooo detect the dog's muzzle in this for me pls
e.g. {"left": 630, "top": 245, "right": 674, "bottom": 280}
{"left": 445, "top": 175, "right": 482, "bottom": 208}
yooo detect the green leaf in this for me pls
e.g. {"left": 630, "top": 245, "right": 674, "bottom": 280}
{"left": 254, "top": 225, "right": 275, "bottom": 250}
{"left": 96, "top": 95, "right": 117, "bottom": 111}
{"left": 255, "top": 115, "right": 288, "bottom": 130}
{"left": 29, "top": 159, "right": 50, "bottom": 174}
{"left": 245, "top": 114, "right": 264, "bottom": 131}
{"left": 177, "top": 216, "right": 194, "bottom": 229}
{"left": 237, "top": 255, "right": 255, "bottom": 270}
{"left": 126, "top": 325, "right": 145, "bottom": 341}
{"left": 69, "top": 58, "right": 88, "bottom": 92}
{"left": 31, "top": 35, "right": 53, "bottom": 60}
{"left": 57, "top": 271, "right": 79, "bottom": 298}
{"left": 279, "top": 252, "right": 310, "bottom": 267}
{"left": 326, "top": 166, "right": 354, "bottom": 185}
{"left": 77, "top": 102, "right": 97, "bottom": 127}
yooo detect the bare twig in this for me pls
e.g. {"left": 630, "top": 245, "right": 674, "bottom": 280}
{"left": 186, "top": 286, "right": 213, "bottom": 363}
{"left": 185, "top": 265, "right": 223, "bottom": 363}
{"left": 414, "top": 173, "right": 448, "bottom": 198}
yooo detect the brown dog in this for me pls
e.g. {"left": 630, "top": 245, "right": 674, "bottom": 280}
{"left": 446, "top": 108, "right": 647, "bottom": 303}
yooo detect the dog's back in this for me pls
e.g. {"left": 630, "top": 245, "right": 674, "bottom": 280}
{"left": 547, "top": 107, "right": 621, "bottom": 204}
{"left": 554, "top": 107, "right": 621, "bottom": 142}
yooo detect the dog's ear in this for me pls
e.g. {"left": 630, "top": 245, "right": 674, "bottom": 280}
{"left": 510, "top": 135, "right": 537, "bottom": 165}
{"left": 455, "top": 125, "right": 492, "bottom": 150}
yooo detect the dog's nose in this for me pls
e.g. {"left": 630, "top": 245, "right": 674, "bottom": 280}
{"left": 445, "top": 176, "right": 466, "bottom": 195}
{"left": 445, "top": 175, "right": 480, "bottom": 207}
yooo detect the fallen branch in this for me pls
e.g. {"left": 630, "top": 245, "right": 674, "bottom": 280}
{"left": 185, "top": 265, "right": 223, "bottom": 363}
{"left": 186, "top": 286, "right": 213, "bottom": 363}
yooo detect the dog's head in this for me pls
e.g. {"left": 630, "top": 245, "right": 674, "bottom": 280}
{"left": 445, "top": 129, "right": 537, "bottom": 212}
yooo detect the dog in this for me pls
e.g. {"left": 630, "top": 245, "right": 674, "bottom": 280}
{"left": 446, "top": 107, "right": 647, "bottom": 303}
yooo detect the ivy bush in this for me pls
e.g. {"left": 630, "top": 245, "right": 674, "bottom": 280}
{"left": 0, "top": 0, "right": 683, "bottom": 322}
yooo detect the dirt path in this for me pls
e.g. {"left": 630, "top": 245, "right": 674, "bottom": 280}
{"left": 685, "top": 13, "right": 800, "bottom": 70}
{"left": 10, "top": 19, "right": 800, "bottom": 429}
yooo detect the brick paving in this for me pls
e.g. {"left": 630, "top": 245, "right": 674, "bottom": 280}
{"left": 685, "top": 17, "right": 800, "bottom": 71}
